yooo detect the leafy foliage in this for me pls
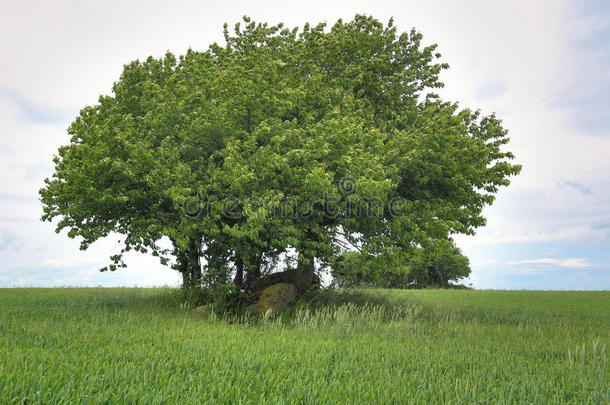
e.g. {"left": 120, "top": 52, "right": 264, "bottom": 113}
{"left": 40, "top": 15, "right": 520, "bottom": 291}
{"left": 331, "top": 239, "right": 471, "bottom": 288}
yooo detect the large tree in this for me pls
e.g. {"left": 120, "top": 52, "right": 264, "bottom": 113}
{"left": 40, "top": 16, "right": 520, "bottom": 294}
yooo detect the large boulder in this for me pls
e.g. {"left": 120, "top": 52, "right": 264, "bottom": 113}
{"left": 252, "top": 283, "right": 297, "bottom": 315}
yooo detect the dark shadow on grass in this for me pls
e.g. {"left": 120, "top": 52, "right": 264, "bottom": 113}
{"left": 265, "top": 287, "right": 427, "bottom": 325}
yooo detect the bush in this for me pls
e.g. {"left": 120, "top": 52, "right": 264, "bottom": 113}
{"left": 331, "top": 240, "right": 470, "bottom": 288}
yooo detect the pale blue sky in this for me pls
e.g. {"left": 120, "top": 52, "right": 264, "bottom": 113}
{"left": 0, "top": 0, "right": 609, "bottom": 289}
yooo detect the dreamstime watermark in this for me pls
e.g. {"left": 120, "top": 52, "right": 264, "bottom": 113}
{"left": 181, "top": 178, "right": 409, "bottom": 219}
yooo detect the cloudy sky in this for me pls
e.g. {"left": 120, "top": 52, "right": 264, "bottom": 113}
{"left": 1, "top": 0, "right": 609, "bottom": 289}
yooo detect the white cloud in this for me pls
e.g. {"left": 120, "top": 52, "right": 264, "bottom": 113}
{"left": 508, "top": 258, "right": 591, "bottom": 268}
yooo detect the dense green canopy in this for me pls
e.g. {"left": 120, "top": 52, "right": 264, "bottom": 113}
{"left": 40, "top": 15, "right": 520, "bottom": 291}
{"left": 331, "top": 240, "right": 471, "bottom": 288}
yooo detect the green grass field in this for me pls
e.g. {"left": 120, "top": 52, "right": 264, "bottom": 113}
{"left": 0, "top": 288, "right": 608, "bottom": 404}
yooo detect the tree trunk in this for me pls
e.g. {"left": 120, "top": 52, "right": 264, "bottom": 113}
{"left": 429, "top": 263, "right": 445, "bottom": 288}
{"left": 250, "top": 247, "right": 317, "bottom": 293}
{"left": 244, "top": 228, "right": 319, "bottom": 293}
{"left": 187, "top": 241, "right": 202, "bottom": 287}
{"left": 244, "top": 252, "right": 263, "bottom": 288}
{"left": 182, "top": 270, "right": 191, "bottom": 287}
{"left": 175, "top": 249, "right": 192, "bottom": 288}
{"left": 234, "top": 256, "right": 244, "bottom": 288}
{"left": 292, "top": 230, "right": 318, "bottom": 292}
{"left": 293, "top": 250, "right": 315, "bottom": 293}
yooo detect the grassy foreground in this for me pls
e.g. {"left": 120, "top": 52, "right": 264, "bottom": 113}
{"left": 0, "top": 288, "right": 608, "bottom": 404}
